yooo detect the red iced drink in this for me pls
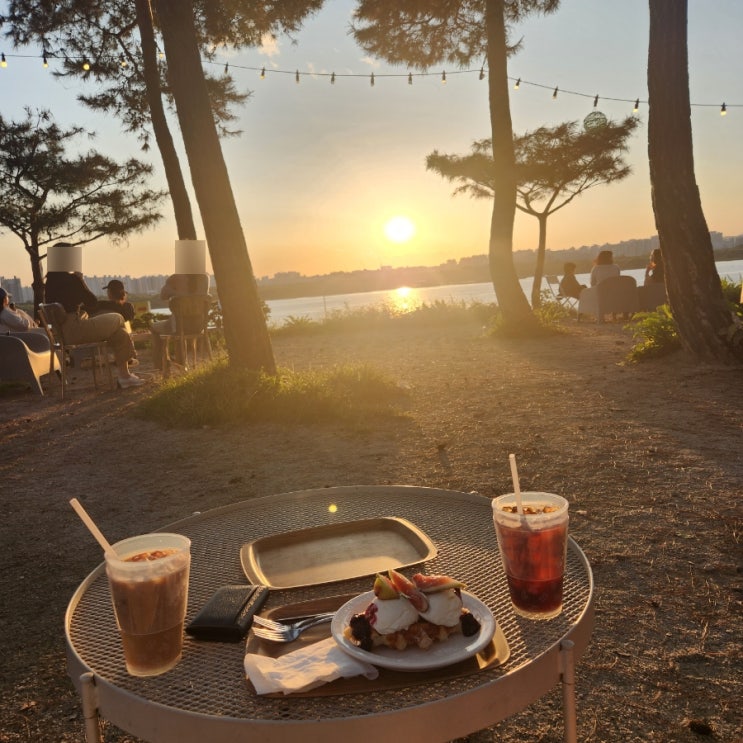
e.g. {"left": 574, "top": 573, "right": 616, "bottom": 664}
{"left": 105, "top": 534, "right": 191, "bottom": 676}
{"left": 492, "top": 493, "right": 568, "bottom": 620}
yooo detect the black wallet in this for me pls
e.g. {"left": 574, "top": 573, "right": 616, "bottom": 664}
{"left": 186, "top": 584, "right": 269, "bottom": 642}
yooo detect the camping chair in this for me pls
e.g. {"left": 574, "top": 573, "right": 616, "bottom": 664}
{"left": 544, "top": 275, "right": 578, "bottom": 310}
{"left": 0, "top": 331, "right": 61, "bottom": 395}
{"left": 160, "top": 294, "right": 213, "bottom": 378}
{"left": 577, "top": 275, "right": 639, "bottom": 323}
{"left": 38, "top": 303, "right": 114, "bottom": 399}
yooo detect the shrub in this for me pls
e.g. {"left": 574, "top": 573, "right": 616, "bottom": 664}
{"left": 625, "top": 305, "right": 680, "bottom": 362}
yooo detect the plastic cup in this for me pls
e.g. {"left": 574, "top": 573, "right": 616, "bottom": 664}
{"left": 104, "top": 533, "right": 191, "bottom": 676}
{"left": 492, "top": 492, "right": 569, "bottom": 620}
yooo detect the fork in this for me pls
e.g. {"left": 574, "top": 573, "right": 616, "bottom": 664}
{"left": 251, "top": 613, "right": 335, "bottom": 642}
{"left": 252, "top": 611, "right": 336, "bottom": 631}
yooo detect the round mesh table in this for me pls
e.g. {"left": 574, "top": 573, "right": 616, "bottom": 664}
{"left": 66, "top": 486, "right": 594, "bottom": 743}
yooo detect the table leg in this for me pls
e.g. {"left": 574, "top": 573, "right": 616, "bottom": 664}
{"left": 80, "top": 672, "right": 102, "bottom": 743}
{"left": 560, "top": 639, "right": 577, "bottom": 743}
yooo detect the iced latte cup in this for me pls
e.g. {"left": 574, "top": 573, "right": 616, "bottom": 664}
{"left": 105, "top": 533, "right": 191, "bottom": 676}
{"left": 492, "top": 493, "right": 569, "bottom": 620}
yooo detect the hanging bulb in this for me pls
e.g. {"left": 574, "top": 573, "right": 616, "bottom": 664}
{"left": 514, "top": 77, "right": 520, "bottom": 90}
{"left": 370, "top": 72, "right": 375, "bottom": 87}
{"left": 224, "top": 61, "right": 229, "bottom": 74}
{"left": 42, "top": 53, "right": 49, "bottom": 68}
{"left": 720, "top": 102, "right": 727, "bottom": 116}
{"left": 82, "top": 57, "right": 90, "bottom": 71}
{"left": 330, "top": 72, "right": 335, "bottom": 84}
{"left": 260, "top": 66, "right": 265, "bottom": 79}
{"left": 633, "top": 98, "right": 639, "bottom": 113}
{"left": 158, "top": 50, "right": 164, "bottom": 60}
{"left": 552, "top": 86, "right": 558, "bottom": 100}
{"left": 479, "top": 67, "right": 485, "bottom": 81}
{"left": 441, "top": 70, "right": 446, "bottom": 84}
{"left": 593, "top": 94, "right": 599, "bottom": 107}
{"left": 295, "top": 69, "right": 299, "bottom": 83}
{"left": 120, "top": 57, "right": 127, "bottom": 68}
{"left": 1, "top": 53, "right": 7, "bottom": 68}
{"left": 408, "top": 72, "right": 413, "bottom": 85}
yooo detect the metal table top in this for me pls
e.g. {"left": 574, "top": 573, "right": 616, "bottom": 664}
{"left": 66, "top": 486, "right": 594, "bottom": 742}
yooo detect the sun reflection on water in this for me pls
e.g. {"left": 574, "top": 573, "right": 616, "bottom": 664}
{"left": 386, "top": 286, "right": 423, "bottom": 316}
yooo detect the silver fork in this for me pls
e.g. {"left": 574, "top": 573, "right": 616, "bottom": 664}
{"left": 251, "top": 613, "right": 335, "bottom": 642}
{"left": 252, "top": 611, "right": 336, "bottom": 631}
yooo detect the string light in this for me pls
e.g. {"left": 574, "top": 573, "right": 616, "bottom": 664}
{"left": 42, "top": 53, "right": 48, "bottom": 68}
{"left": 514, "top": 77, "right": 520, "bottom": 89}
{"left": 1, "top": 53, "right": 7, "bottom": 68}
{"left": 441, "top": 70, "right": 446, "bottom": 84}
{"left": 370, "top": 72, "right": 375, "bottom": 87}
{"left": 721, "top": 102, "right": 727, "bottom": 116}
{"left": 82, "top": 58, "right": 90, "bottom": 71}
{"left": 552, "top": 86, "right": 558, "bottom": 100}
{"left": 120, "top": 57, "right": 127, "bottom": 68}
{"left": 593, "top": 94, "right": 599, "bottom": 107}
{"left": 479, "top": 67, "right": 485, "bottom": 81}
{"left": 260, "top": 66, "right": 265, "bottom": 79}
{"left": 633, "top": 98, "right": 639, "bottom": 112}
{"left": 330, "top": 72, "right": 335, "bottom": 84}
{"left": 224, "top": 61, "right": 229, "bottom": 74}
{"left": 295, "top": 69, "right": 299, "bottom": 83}
{"left": 408, "top": 72, "right": 413, "bottom": 85}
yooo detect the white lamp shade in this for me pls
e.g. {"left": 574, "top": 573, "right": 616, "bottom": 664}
{"left": 47, "top": 243, "right": 83, "bottom": 273}
{"left": 174, "top": 239, "right": 206, "bottom": 274}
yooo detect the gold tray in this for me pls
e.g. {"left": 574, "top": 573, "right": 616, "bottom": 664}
{"left": 240, "top": 517, "right": 437, "bottom": 589}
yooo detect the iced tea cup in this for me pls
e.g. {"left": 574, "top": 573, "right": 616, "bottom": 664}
{"left": 104, "top": 533, "right": 191, "bottom": 677}
{"left": 492, "top": 492, "right": 569, "bottom": 620}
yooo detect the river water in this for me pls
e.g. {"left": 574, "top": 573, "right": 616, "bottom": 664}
{"left": 265, "top": 259, "right": 743, "bottom": 326}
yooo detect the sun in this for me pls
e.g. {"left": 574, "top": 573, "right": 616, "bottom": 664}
{"left": 383, "top": 216, "right": 416, "bottom": 243}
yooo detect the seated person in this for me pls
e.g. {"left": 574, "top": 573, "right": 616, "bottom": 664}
{"left": 0, "top": 287, "right": 43, "bottom": 333}
{"left": 149, "top": 273, "right": 210, "bottom": 369}
{"left": 558, "top": 262, "right": 585, "bottom": 300}
{"left": 93, "top": 279, "right": 135, "bottom": 323}
{"left": 644, "top": 248, "right": 664, "bottom": 285}
{"left": 44, "top": 263, "right": 142, "bottom": 388}
{"left": 589, "top": 250, "right": 621, "bottom": 286}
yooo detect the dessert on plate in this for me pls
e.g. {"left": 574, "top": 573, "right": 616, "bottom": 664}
{"left": 344, "top": 569, "right": 482, "bottom": 651}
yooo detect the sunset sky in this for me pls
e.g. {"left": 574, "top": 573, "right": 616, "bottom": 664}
{"left": 1, "top": 0, "right": 741, "bottom": 285}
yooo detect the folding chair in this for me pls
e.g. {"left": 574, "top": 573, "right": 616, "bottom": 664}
{"left": 544, "top": 275, "right": 578, "bottom": 310}
{"left": 38, "top": 303, "right": 114, "bottom": 399}
{"left": 160, "top": 295, "right": 213, "bottom": 378}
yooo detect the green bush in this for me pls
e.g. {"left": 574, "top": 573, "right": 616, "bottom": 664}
{"left": 136, "top": 360, "right": 408, "bottom": 428}
{"left": 625, "top": 305, "right": 680, "bottom": 362}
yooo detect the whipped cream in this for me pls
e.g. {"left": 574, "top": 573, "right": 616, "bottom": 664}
{"left": 418, "top": 589, "right": 462, "bottom": 627}
{"left": 368, "top": 597, "right": 419, "bottom": 634}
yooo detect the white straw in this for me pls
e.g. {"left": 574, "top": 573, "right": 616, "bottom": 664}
{"left": 508, "top": 453, "right": 525, "bottom": 515}
{"left": 69, "top": 498, "right": 117, "bottom": 558}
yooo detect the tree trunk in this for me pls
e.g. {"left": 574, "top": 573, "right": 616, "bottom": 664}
{"left": 29, "top": 240, "right": 44, "bottom": 314}
{"left": 530, "top": 213, "right": 549, "bottom": 309}
{"left": 136, "top": 0, "right": 197, "bottom": 240}
{"left": 484, "top": 0, "right": 539, "bottom": 333}
{"left": 153, "top": 0, "right": 276, "bottom": 373}
{"left": 647, "top": 0, "right": 743, "bottom": 362}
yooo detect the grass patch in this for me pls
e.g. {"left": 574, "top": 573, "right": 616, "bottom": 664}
{"left": 136, "top": 360, "right": 408, "bottom": 428}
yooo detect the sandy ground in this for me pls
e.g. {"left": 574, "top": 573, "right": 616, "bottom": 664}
{"left": 0, "top": 318, "right": 741, "bottom": 742}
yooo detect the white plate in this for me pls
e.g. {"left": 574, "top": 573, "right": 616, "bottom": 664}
{"left": 331, "top": 590, "right": 496, "bottom": 671}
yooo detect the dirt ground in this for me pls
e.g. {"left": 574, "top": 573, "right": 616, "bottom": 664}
{"left": 0, "top": 319, "right": 741, "bottom": 742}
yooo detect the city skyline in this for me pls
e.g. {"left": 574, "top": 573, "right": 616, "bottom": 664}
{"left": 1, "top": 0, "right": 741, "bottom": 286}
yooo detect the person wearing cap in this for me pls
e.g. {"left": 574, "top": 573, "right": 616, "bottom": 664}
{"left": 0, "top": 287, "right": 41, "bottom": 333}
{"left": 94, "top": 280, "right": 135, "bottom": 323}
{"left": 44, "top": 244, "right": 143, "bottom": 388}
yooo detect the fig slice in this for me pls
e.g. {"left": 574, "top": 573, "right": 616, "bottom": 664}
{"left": 412, "top": 573, "right": 467, "bottom": 593}
{"left": 373, "top": 572, "right": 399, "bottom": 600}
{"left": 388, "top": 569, "right": 429, "bottom": 612}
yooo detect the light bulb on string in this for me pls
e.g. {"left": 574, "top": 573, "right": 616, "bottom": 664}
{"left": 158, "top": 50, "right": 164, "bottom": 60}
{"left": 82, "top": 57, "right": 90, "bottom": 71}
{"left": 260, "top": 66, "right": 265, "bottom": 79}
{"left": 330, "top": 72, "right": 335, "bottom": 84}
{"left": 514, "top": 77, "right": 520, "bottom": 89}
{"left": 120, "top": 57, "right": 127, "bottom": 68}
{"left": 441, "top": 70, "right": 446, "bottom": 84}
{"left": 479, "top": 67, "right": 485, "bottom": 81}
{"left": 721, "top": 103, "right": 727, "bottom": 116}
{"left": 1, "top": 53, "right": 7, "bottom": 68}
{"left": 593, "top": 94, "right": 599, "bottom": 107}
{"left": 224, "top": 61, "right": 229, "bottom": 74}
{"left": 370, "top": 72, "right": 375, "bottom": 87}
{"left": 552, "top": 86, "right": 558, "bottom": 100}
{"left": 42, "top": 53, "right": 48, "bottom": 68}
{"left": 295, "top": 69, "right": 299, "bottom": 83}
{"left": 408, "top": 72, "right": 413, "bottom": 85}
{"left": 633, "top": 98, "right": 639, "bottom": 113}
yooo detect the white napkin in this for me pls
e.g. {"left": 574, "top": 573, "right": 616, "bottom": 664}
{"left": 244, "top": 637, "right": 379, "bottom": 695}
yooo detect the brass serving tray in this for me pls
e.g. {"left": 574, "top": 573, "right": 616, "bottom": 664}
{"left": 240, "top": 517, "right": 437, "bottom": 589}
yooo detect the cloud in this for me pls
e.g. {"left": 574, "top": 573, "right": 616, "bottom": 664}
{"left": 360, "top": 56, "right": 381, "bottom": 69}
{"left": 260, "top": 33, "right": 280, "bottom": 57}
